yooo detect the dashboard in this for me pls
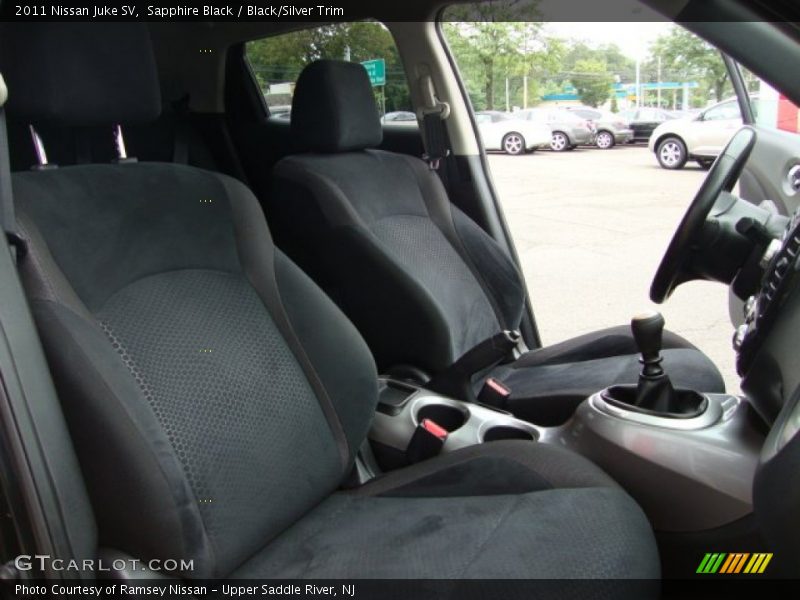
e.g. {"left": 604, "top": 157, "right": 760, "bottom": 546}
{"left": 738, "top": 207, "right": 800, "bottom": 439}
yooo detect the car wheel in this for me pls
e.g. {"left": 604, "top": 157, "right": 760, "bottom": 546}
{"left": 502, "top": 132, "right": 526, "bottom": 155}
{"left": 550, "top": 132, "right": 569, "bottom": 152}
{"left": 656, "top": 137, "right": 688, "bottom": 170}
{"left": 697, "top": 158, "right": 714, "bottom": 170}
{"left": 596, "top": 131, "right": 615, "bottom": 149}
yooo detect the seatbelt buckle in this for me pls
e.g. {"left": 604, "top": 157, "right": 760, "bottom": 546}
{"left": 406, "top": 418, "right": 448, "bottom": 464}
{"left": 477, "top": 377, "right": 512, "bottom": 408}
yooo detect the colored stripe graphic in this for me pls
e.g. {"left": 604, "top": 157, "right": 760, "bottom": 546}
{"left": 697, "top": 553, "right": 727, "bottom": 573}
{"left": 720, "top": 553, "right": 749, "bottom": 573}
{"left": 697, "top": 552, "right": 774, "bottom": 574}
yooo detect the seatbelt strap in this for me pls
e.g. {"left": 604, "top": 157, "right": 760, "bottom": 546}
{"left": 0, "top": 73, "right": 20, "bottom": 257}
{"left": 418, "top": 74, "right": 451, "bottom": 172}
{"left": 421, "top": 111, "right": 449, "bottom": 170}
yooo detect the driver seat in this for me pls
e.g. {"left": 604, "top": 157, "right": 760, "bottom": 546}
{"left": 267, "top": 60, "right": 725, "bottom": 425}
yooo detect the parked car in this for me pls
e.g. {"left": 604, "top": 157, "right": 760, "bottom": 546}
{"left": 268, "top": 104, "right": 291, "bottom": 121}
{"left": 648, "top": 97, "right": 745, "bottom": 169}
{"left": 381, "top": 111, "right": 418, "bottom": 126}
{"left": 516, "top": 108, "right": 595, "bottom": 151}
{"left": 565, "top": 106, "right": 634, "bottom": 149}
{"left": 618, "top": 107, "right": 677, "bottom": 142}
{"left": 474, "top": 110, "right": 552, "bottom": 155}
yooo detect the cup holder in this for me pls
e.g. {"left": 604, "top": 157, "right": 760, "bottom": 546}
{"left": 416, "top": 403, "right": 468, "bottom": 432}
{"left": 482, "top": 425, "right": 535, "bottom": 442}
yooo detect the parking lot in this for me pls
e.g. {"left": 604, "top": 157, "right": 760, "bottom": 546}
{"left": 489, "top": 144, "right": 739, "bottom": 392}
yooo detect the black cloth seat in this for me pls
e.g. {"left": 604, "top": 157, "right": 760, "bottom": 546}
{"left": 267, "top": 60, "right": 725, "bottom": 425}
{"left": 235, "top": 442, "right": 658, "bottom": 579}
{"left": 1, "top": 24, "right": 659, "bottom": 586}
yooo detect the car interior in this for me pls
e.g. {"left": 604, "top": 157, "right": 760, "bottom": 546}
{"left": 0, "top": 0, "right": 799, "bottom": 590}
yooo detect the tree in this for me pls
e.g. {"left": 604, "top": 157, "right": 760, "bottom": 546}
{"left": 571, "top": 59, "right": 613, "bottom": 107}
{"left": 561, "top": 41, "right": 634, "bottom": 84}
{"left": 648, "top": 26, "right": 731, "bottom": 104}
{"left": 442, "top": 1, "right": 544, "bottom": 110}
{"left": 247, "top": 22, "right": 411, "bottom": 113}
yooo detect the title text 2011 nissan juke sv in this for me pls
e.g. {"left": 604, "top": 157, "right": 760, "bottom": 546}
{"left": 0, "top": 1, "right": 799, "bottom": 595}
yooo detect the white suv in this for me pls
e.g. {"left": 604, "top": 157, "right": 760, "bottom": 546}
{"left": 648, "top": 98, "right": 743, "bottom": 170}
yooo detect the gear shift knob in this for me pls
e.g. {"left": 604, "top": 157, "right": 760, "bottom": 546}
{"left": 631, "top": 311, "right": 665, "bottom": 367}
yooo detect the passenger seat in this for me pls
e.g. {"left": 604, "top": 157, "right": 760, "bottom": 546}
{"left": 267, "top": 60, "right": 724, "bottom": 426}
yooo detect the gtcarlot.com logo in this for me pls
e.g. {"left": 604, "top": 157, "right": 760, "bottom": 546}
{"left": 14, "top": 554, "right": 194, "bottom": 573}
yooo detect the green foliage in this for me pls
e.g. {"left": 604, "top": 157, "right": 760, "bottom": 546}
{"left": 570, "top": 59, "right": 613, "bottom": 107}
{"left": 442, "top": 0, "right": 546, "bottom": 110}
{"left": 646, "top": 26, "right": 732, "bottom": 105}
{"left": 246, "top": 22, "right": 411, "bottom": 113}
{"left": 561, "top": 42, "right": 634, "bottom": 84}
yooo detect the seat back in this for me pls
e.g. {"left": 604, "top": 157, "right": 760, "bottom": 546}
{"left": 2, "top": 25, "right": 377, "bottom": 578}
{"left": 268, "top": 60, "right": 527, "bottom": 374}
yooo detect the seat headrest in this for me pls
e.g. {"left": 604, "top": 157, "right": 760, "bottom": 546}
{"left": 291, "top": 60, "right": 382, "bottom": 153}
{"left": 0, "top": 24, "right": 161, "bottom": 126}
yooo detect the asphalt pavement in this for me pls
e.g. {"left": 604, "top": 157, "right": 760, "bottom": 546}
{"left": 488, "top": 144, "right": 739, "bottom": 392}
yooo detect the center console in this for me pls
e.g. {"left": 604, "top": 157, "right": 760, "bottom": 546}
{"left": 369, "top": 312, "right": 766, "bottom": 533}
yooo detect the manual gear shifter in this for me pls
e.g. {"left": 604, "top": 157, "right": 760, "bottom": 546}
{"left": 600, "top": 311, "right": 707, "bottom": 417}
{"left": 631, "top": 311, "right": 677, "bottom": 412}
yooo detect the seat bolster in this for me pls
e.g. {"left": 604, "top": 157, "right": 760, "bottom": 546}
{"left": 512, "top": 324, "right": 702, "bottom": 369}
{"left": 30, "top": 299, "right": 215, "bottom": 576}
{"left": 273, "top": 250, "right": 379, "bottom": 459}
{"left": 396, "top": 153, "right": 526, "bottom": 333}
{"left": 354, "top": 440, "right": 619, "bottom": 498}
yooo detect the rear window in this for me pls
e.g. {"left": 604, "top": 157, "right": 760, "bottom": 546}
{"left": 245, "top": 22, "right": 412, "bottom": 121}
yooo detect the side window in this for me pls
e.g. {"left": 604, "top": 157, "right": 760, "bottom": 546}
{"left": 245, "top": 22, "right": 412, "bottom": 122}
{"left": 441, "top": 4, "right": 745, "bottom": 391}
{"left": 637, "top": 108, "right": 661, "bottom": 121}
{"left": 702, "top": 101, "right": 741, "bottom": 121}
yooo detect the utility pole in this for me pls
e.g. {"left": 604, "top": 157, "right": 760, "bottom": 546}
{"left": 657, "top": 56, "right": 662, "bottom": 108}
{"left": 343, "top": 45, "right": 351, "bottom": 61}
{"left": 635, "top": 58, "right": 641, "bottom": 108}
{"left": 505, "top": 77, "right": 510, "bottom": 112}
{"left": 523, "top": 75, "right": 528, "bottom": 109}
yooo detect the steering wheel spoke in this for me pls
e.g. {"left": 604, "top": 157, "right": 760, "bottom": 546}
{"left": 650, "top": 127, "right": 758, "bottom": 303}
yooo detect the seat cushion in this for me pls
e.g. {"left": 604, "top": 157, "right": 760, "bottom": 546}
{"left": 490, "top": 325, "right": 726, "bottom": 426}
{"left": 233, "top": 441, "right": 660, "bottom": 580}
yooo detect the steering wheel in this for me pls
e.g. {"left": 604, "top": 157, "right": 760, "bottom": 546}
{"left": 650, "top": 127, "right": 757, "bottom": 303}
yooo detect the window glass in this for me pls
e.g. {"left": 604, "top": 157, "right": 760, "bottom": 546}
{"left": 637, "top": 108, "right": 662, "bottom": 121}
{"left": 246, "top": 22, "right": 412, "bottom": 121}
{"left": 440, "top": 5, "right": 745, "bottom": 391}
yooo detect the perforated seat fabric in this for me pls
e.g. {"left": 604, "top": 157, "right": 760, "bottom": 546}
{"left": 3, "top": 23, "right": 660, "bottom": 585}
{"left": 268, "top": 60, "right": 725, "bottom": 424}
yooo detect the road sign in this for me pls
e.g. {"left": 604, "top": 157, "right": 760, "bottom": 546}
{"left": 361, "top": 59, "right": 386, "bottom": 87}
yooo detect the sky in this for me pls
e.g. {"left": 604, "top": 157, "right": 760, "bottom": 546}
{"left": 545, "top": 21, "right": 675, "bottom": 60}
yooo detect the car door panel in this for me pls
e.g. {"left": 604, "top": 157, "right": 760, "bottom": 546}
{"left": 739, "top": 126, "right": 800, "bottom": 215}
